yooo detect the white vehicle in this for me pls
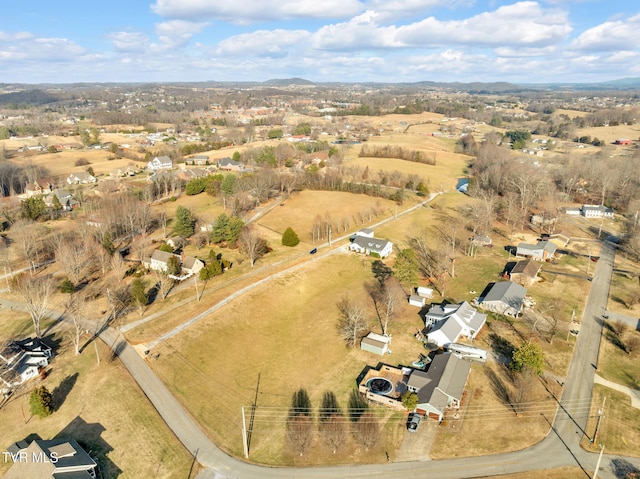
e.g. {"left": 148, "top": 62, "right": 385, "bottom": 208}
{"left": 446, "top": 343, "right": 488, "bottom": 362}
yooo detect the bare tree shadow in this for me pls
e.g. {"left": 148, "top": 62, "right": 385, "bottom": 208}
{"left": 51, "top": 372, "right": 79, "bottom": 411}
{"left": 611, "top": 458, "right": 640, "bottom": 479}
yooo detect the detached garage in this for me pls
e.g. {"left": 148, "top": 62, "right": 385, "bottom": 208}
{"left": 360, "top": 332, "right": 391, "bottom": 355}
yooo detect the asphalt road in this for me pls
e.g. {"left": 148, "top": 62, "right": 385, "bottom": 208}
{"left": 92, "top": 236, "right": 640, "bottom": 478}
{"left": 4, "top": 219, "right": 639, "bottom": 477}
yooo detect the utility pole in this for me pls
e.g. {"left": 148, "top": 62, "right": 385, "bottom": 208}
{"left": 592, "top": 396, "right": 606, "bottom": 444}
{"left": 593, "top": 444, "right": 605, "bottom": 479}
{"left": 241, "top": 406, "right": 249, "bottom": 459}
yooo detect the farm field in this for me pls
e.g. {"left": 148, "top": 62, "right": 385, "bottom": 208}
{"left": 149, "top": 252, "right": 425, "bottom": 464}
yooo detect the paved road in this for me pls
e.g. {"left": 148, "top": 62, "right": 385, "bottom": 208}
{"left": 5, "top": 222, "right": 640, "bottom": 477}
{"left": 99, "top": 236, "right": 640, "bottom": 478}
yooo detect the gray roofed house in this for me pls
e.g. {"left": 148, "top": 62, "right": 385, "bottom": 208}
{"left": 581, "top": 204, "right": 614, "bottom": 218}
{"left": 217, "top": 157, "right": 243, "bottom": 171}
{"left": 143, "top": 249, "right": 203, "bottom": 279}
{"left": 349, "top": 235, "right": 393, "bottom": 258}
{"left": 516, "top": 240, "right": 557, "bottom": 261}
{"left": 0, "top": 337, "right": 53, "bottom": 387}
{"left": 414, "top": 352, "right": 472, "bottom": 421}
{"left": 424, "top": 301, "right": 487, "bottom": 347}
{"left": 147, "top": 155, "right": 173, "bottom": 171}
{"left": 3, "top": 438, "right": 97, "bottom": 479}
{"left": 478, "top": 281, "right": 527, "bottom": 317}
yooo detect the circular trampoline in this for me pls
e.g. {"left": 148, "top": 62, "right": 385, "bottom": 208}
{"left": 366, "top": 377, "right": 393, "bottom": 395}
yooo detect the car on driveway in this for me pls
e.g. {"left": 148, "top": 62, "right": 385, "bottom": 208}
{"left": 407, "top": 413, "right": 421, "bottom": 432}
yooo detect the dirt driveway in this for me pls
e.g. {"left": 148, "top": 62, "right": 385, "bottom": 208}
{"left": 393, "top": 417, "right": 438, "bottom": 462}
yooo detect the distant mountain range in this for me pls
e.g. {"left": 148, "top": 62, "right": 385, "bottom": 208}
{"left": 1, "top": 77, "right": 640, "bottom": 105}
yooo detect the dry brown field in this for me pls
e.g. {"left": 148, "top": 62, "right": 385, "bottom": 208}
{"left": 258, "top": 190, "right": 401, "bottom": 243}
{"left": 430, "top": 359, "right": 557, "bottom": 459}
{"left": 149, "top": 252, "right": 424, "bottom": 464}
{"left": 0, "top": 310, "right": 193, "bottom": 479}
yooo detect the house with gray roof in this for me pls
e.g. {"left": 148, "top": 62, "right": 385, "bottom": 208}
{"left": 147, "top": 155, "right": 173, "bottom": 171}
{"left": 516, "top": 240, "right": 557, "bottom": 261}
{"left": 349, "top": 235, "right": 393, "bottom": 258}
{"left": 143, "top": 249, "right": 203, "bottom": 280}
{"left": 0, "top": 337, "right": 52, "bottom": 387}
{"left": 581, "top": 204, "right": 614, "bottom": 218}
{"left": 424, "top": 301, "right": 487, "bottom": 347}
{"left": 3, "top": 438, "right": 97, "bottom": 479}
{"left": 412, "top": 353, "right": 472, "bottom": 421}
{"left": 477, "top": 281, "right": 527, "bottom": 317}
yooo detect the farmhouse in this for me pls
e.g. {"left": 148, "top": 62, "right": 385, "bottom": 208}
{"left": 0, "top": 337, "right": 53, "bottom": 387}
{"left": 516, "top": 240, "right": 557, "bottom": 261}
{"left": 581, "top": 204, "right": 614, "bottom": 218}
{"left": 3, "top": 438, "right": 97, "bottom": 479}
{"left": 423, "top": 301, "right": 487, "bottom": 347}
{"left": 349, "top": 234, "right": 393, "bottom": 258}
{"left": 360, "top": 332, "right": 391, "bottom": 355}
{"left": 147, "top": 155, "right": 173, "bottom": 171}
{"left": 477, "top": 281, "right": 527, "bottom": 317}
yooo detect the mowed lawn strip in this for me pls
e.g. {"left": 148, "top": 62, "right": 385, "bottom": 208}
{"left": 151, "top": 252, "right": 415, "bottom": 465}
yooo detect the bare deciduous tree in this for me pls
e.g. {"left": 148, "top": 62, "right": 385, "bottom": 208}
{"left": 238, "top": 227, "right": 268, "bottom": 267}
{"left": 65, "top": 293, "right": 87, "bottom": 355}
{"left": 337, "top": 297, "right": 368, "bottom": 348}
{"left": 11, "top": 219, "right": 43, "bottom": 272}
{"left": 286, "top": 415, "right": 314, "bottom": 456}
{"left": 353, "top": 412, "right": 380, "bottom": 450}
{"left": 11, "top": 273, "right": 54, "bottom": 338}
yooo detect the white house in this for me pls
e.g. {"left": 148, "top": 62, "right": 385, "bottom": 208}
{"left": 424, "top": 301, "right": 487, "bottom": 347}
{"left": 147, "top": 155, "right": 173, "bottom": 171}
{"left": 516, "top": 240, "right": 557, "bottom": 261}
{"left": 0, "top": 338, "right": 53, "bottom": 387}
{"left": 66, "top": 172, "right": 96, "bottom": 185}
{"left": 143, "top": 249, "right": 204, "bottom": 280}
{"left": 349, "top": 236, "right": 393, "bottom": 258}
{"left": 581, "top": 205, "right": 614, "bottom": 218}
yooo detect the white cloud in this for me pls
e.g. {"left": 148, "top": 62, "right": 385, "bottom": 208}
{"left": 571, "top": 14, "right": 640, "bottom": 52}
{"left": 310, "top": 1, "right": 570, "bottom": 51}
{"left": 155, "top": 20, "right": 209, "bottom": 49}
{"left": 0, "top": 31, "right": 33, "bottom": 42}
{"left": 395, "top": 1, "right": 571, "bottom": 48}
{"left": 215, "top": 29, "right": 311, "bottom": 57}
{"left": 364, "top": 0, "right": 474, "bottom": 21}
{"left": 151, "top": 0, "right": 364, "bottom": 22}
{"left": 108, "top": 31, "right": 150, "bottom": 52}
{"left": 0, "top": 36, "right": 86, "bottom": 62}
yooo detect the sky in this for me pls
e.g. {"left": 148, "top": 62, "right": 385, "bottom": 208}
{"left": 1, "top": 0, "right": 639, "bottom": 85}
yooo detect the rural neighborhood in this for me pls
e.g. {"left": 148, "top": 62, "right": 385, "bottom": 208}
{"left": 0, "top": 78, "right": 639, "bottom": 479}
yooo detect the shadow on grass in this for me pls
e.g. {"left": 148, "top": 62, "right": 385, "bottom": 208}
{"left": 52, "top": 372, "right": 79, "bottom": 411}
{"left": 55, "top": 416, "right": 122, "bottom": 478}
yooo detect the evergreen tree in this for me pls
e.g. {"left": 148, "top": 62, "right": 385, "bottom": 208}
{"left": 51, "top": 194, "right": 63, "bottom": 211}
{"left": 166, "top": 255, "right": 181, "bottom": 276}
{"left": 174, "top": 206, "right": 195, "bottom": 237}
{"left": 130, "top": 278, "right": 148, "bottom": 316}
{"left": 21, "top": 196, "right": 46, "bottom": 220}
{"left": 30, "top": 386, "right": 53, "bottom": 418}
{"left": 281, "top": 227, "right": 300, "bottom": 247}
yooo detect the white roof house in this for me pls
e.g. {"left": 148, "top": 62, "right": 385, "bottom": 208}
{"left": 349, "top": 236, "right": 393, "bottom": 258}
{"left": 424, "top": 301, "right": 487, "bottom": 347}
{"left": 147, "top": 155, "right": 173, "bottom": 171}
{"left": 0, "top": 338, "right": 53, "bottom": 387}
{"left": 66, "top": 172, "right": 96, "bottom": 185}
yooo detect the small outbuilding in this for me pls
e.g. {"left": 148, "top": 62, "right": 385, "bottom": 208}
{"left": 409, "top": 295, "right": 426, "bottom": 308}
{"left": 360, "top": 332, "right": 391, "bottom": 355}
